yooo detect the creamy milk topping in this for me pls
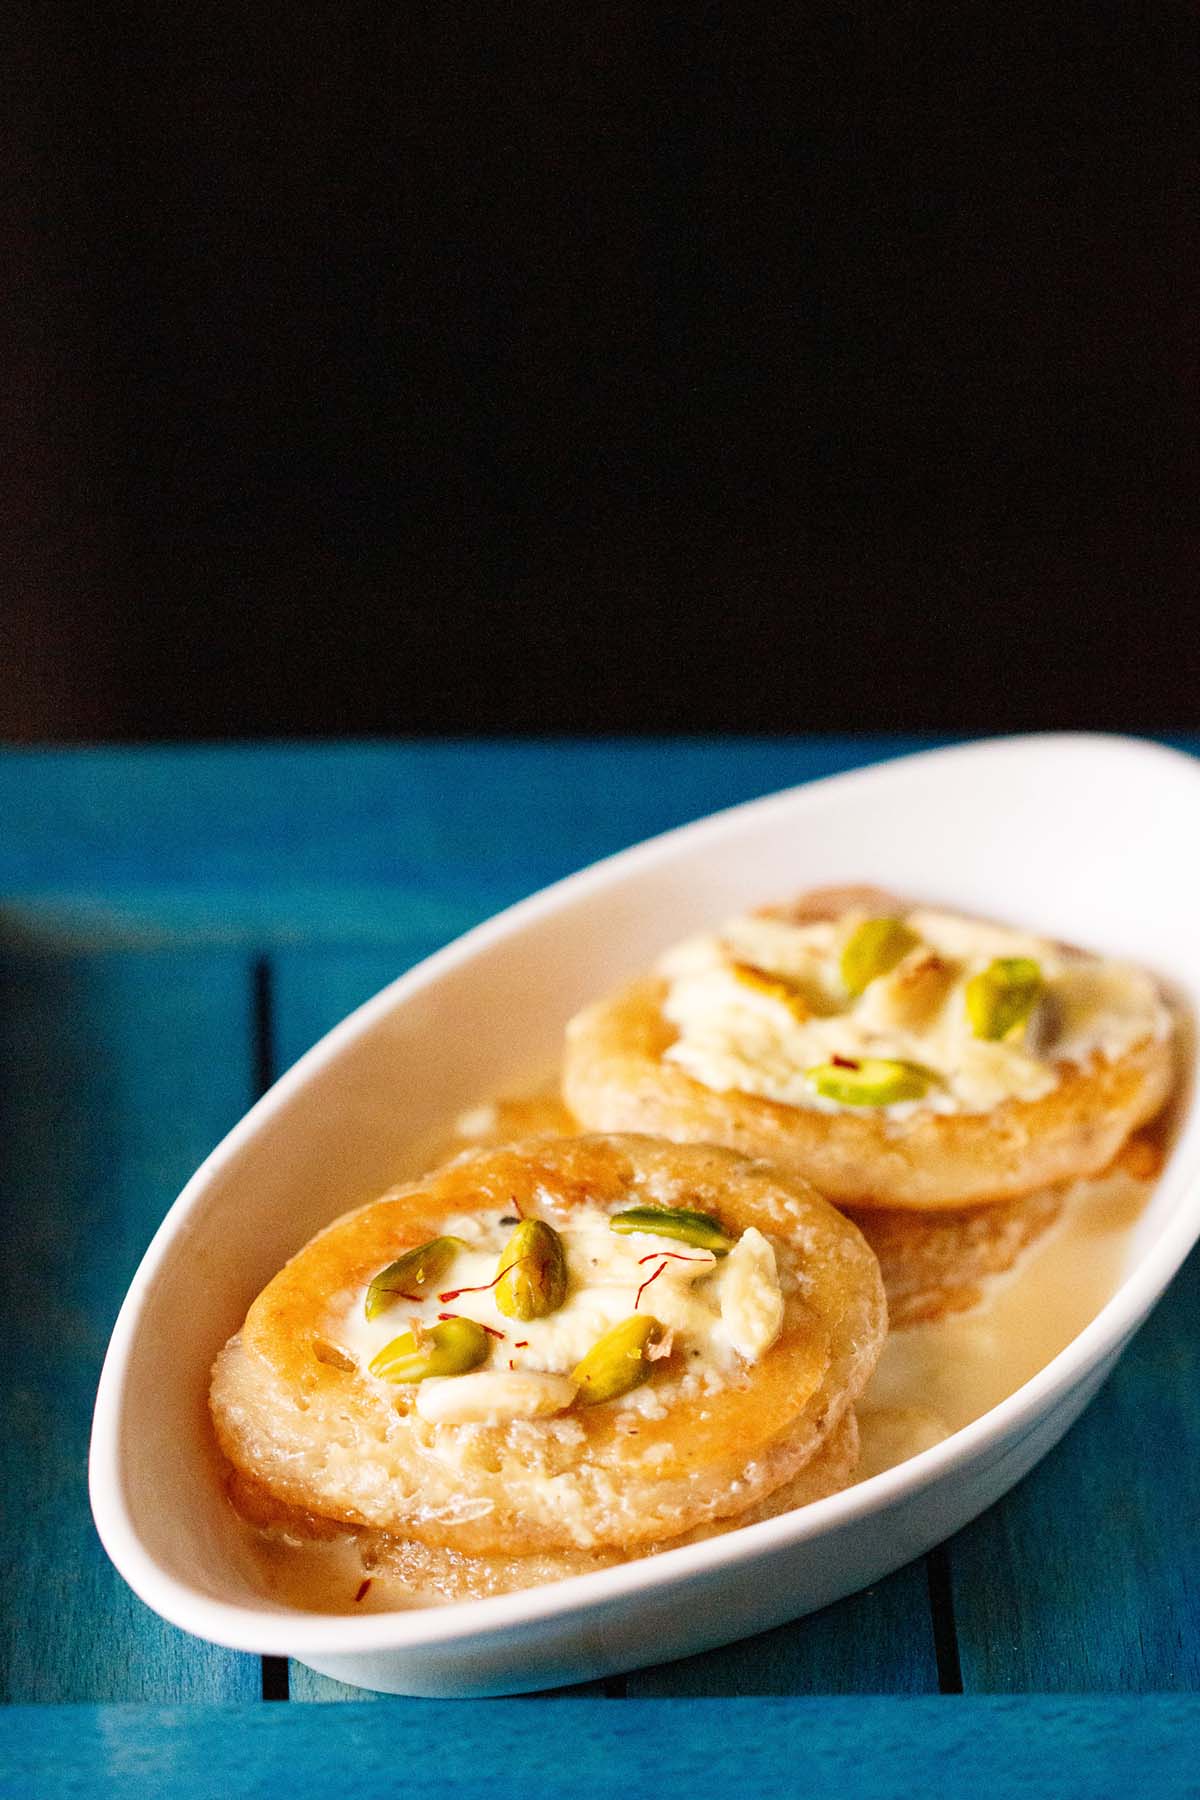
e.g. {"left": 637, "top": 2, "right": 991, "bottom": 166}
{"left": 659, "top": 907, "right": 1169, "bottom": 1117}
{"left": 333, "top": 1205, "right": 785, "bottom": 1425}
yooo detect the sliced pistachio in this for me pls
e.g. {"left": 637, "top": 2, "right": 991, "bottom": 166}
{"left": 365, "top": 1236, "right": 460, "bottom": 1321}
{"left": 494, "top": 1218, "right": 568, "bottom": 1320}
{"left": 368, "top": 1316, "right": 489, "bottom": 1383}
{"left": 807, "top": 1056, "right": 934, "bottom": 1105}
{"left": 840, "top": 916, "right": 920, "bottom": 997}
{"left": 609, "top": 1204, "right": 735, "bottom": 1255}
{"left": 965, "top": 957, "right": 1044, "bottom": 1041}
{"left": 572, "top": 1315, "right": 667, "bottom": 1403}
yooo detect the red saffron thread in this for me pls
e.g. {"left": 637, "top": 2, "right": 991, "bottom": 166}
{"left": 831, "top": 1054, "right": 860, "bottom": 1069}
{"left": 354, "top": 1579, "right": 372, "bottom": 1603}
{"left": 438, "top": 1255, "right": 534, "bottom": 1304}
{"left": 514, "top": 1340, "right": 529, "bottom": 1348}
{"left": 635, "top": 1260, "right": 668, "bottom": 1311}
{"left": 509, "top": 1359, "right": 516, "bottom": 1371}
{"left": 636, "top": 1250, "right": 711, "bottom": 1265}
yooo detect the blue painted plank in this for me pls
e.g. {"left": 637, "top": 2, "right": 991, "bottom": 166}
{"left": 627, "top": 1563, "right": 939, "bottom": 1694}
{"left": 0, "top": 740, "right": 1195, "bottom": 953}
{"left": 0, "top": 740, "right": 946, "bottom": 883}
{"left": 269, "top": 946, "right": 440, "bottom": 1079}
{"left": 0, "top": 950, "right": 262, "bottom": 1703}
{"left": 2, "top": 1698, "right": 1200, "bottom": 1800}
{"left": 947, "top": 1243, "right": 1200, "bottom": 1691}
{"left": 0, "top": 739, "right": 946, "bottom": 949}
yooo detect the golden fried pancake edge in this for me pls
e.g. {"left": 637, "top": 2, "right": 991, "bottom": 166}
{"left": 561, "top": 975, "right": 1172, "bottom": 1210}
{"left": 210, "top": 1134, "right": 887, "bottom": 1554}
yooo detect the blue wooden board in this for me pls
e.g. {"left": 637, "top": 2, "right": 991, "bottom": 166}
{"left": 1, "top": 739, "right": 1196, "bottom": 1771}
{"left": 0, "top": 951, "right": 262, "bottom": 1703}
{"left": 2, "top": 1698, "right": 1199, "bottom": 1800}
{"left": 0, "top": 739, "right": 942, "bottom": 950}
{"left": 625, "top": 1565, "right": 942, "bottom": 1694}
{"left": 948, "top": 1241, "right": 1200, "bottom": 1691}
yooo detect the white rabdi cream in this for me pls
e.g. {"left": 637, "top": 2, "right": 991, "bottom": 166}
{"left": 335, "top": 1206, "right": 785, "bottom": 1425}
{"left": 659, "top": 907, "right": 1170, "bottom": 1117}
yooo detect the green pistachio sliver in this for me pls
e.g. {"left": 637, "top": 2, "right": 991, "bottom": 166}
{"left": 609, "top": 1204, "right": 735, "bottom": 1255}
{"left": 365, "top": 1236, "right": 460, "bottom": 1321}
{"left": 368, "top": 1316, "right": 489, "bottom": 1383}
{"left": 494, "top": 1218, "right": 568, "bottom": 1320}
{"left": 840, "top": 916, "right": 920, "bottom": 997}
{"left": 572, "top": 1315, "right": 667, "bottom": 1403}
{"left": 965, "top": 957, "right": 1044, "bottom": 1041}
{"left": 807, "top": 1057, "right": 935, "bottom": 1106}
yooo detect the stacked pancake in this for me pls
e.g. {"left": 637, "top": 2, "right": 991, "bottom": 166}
{"left": 564, "top": 887, "right": 1173, "bottom": 1324}
{"left": 211, "top": 889, "right": 1174, "bottom": 1603}
{"left": 211, "top": 1136, "right": 884, "bottom": 1600}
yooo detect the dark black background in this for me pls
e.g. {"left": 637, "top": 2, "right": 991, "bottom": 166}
{"left": 6, "top": 6, "right": 1196, "bottom": 740}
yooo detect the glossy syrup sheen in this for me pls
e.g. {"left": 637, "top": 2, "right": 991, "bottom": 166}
{"left": 855, "top": 1161, "right": 1152, "bottom": 1478}
{"left": 228, "top": 1082, "right": 1156, "bottom": 1614}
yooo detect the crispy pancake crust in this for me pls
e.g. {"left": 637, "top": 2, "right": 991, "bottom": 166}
{"left": 847, "top": 1186, "right": 1065, "bottom": 1325}
{"left": 854, "top": 1129, "right": 1165, "bottom": 1327}
{"left": 561, "top": 975, "right": 1172, "bottom": 1212}
{"left": 228, "top": 1408, "right": 860, "bottom": 1606}
{"left": 210, "top": 1135, "right": 886, "bottom": 1553}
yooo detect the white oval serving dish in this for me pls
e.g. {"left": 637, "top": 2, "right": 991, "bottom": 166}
{"left": 90, "top": 733, "right": 1200, "bottom": 1697}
